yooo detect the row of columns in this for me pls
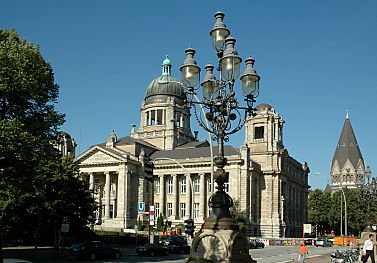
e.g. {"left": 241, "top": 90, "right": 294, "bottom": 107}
{"left": 157, "top": 173, "right": 206, "bottom": 219}
{"left": 89, "top": 169, "right": 131, "bottom": 222}
{"left": 146, "top": 109, "right": 166, "bottom": 126}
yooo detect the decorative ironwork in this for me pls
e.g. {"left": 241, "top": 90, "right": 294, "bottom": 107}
{"left": 179, "top": 11, "right": 260, "bottom": 229}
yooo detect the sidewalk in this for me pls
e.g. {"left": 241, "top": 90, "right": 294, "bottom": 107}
{"left": 3, "top": 244, "right": 138, "bottom": 262}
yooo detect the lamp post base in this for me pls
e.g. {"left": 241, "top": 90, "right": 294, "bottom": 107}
{"left": 187, "top": 228, "right": 256, "bottom": 263}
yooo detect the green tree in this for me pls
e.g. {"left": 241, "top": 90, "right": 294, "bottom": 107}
{"left": 309, "top": 188, "right": 373, "bottom": 237}
{"left": 157, "top": 214, "right": 164, "bottom": 231}
{"left": 230, "top": 199, "right": 247, "bottom": 233}
{"left": 308, "top": 189, "right": 332, "bottom": 236}
{"left": 0, "top": 29, "right": 95, "bottom": 246}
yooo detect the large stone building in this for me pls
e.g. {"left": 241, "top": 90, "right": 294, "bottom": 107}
{"left": 75, "top": 58, "right": 310, "bottom": 238}
{"left": 329, "top": 113, "right": 367, "bottom": 192}
{"left": 54, "top": 131, "right": 77, "bottom": 157}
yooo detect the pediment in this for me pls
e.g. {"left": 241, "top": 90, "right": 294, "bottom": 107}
{"left": 76, "top": 146, "right": 125, "bottom": 165}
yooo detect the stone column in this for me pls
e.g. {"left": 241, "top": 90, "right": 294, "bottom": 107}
{"left": 104, "top": 172, "right": 111, "bottom": 220}
{"left": 186, "top": 175, "right": 192, "bottom": 218}
{"left": 199, "top": 173, "right": 205, "bottom": 219}
{"left": 116, "top": 166, "right": 126, "bottom": 220}
{"left": 125, "top": 171, "right": 131, "bottom": 219}
{"left": 159, "top": 175, "right": 165, "bottom": 217}
{"left": 172, "top": 174, "right": 178, "bottom": 219}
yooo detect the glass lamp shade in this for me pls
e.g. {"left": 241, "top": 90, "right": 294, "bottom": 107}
{"left": 201, "top": 63, "right": 217, "bottom": 99}
{"left": 180, "top": 64, "right": 200, "bottom": 88}
{"left": 220, "top": 54, "right": 241, "bottom": 82}
{"left": 240, "top": 57, "right": 260, "bottom": 97}
{"left": 201, "top": 79, "right": 217, "bottom": 99}
{"left": 241, "top": 74, "right": 260, "bottom": 97}
{"left": 211, "top": 28, "right": 230, "bottom": 52}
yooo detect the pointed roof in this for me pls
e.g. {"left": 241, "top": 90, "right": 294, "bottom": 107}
{"left": 331, "top": 115, "right": 363, "bottom": 169}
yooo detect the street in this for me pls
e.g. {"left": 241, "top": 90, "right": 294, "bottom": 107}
{"left": 3, "top": 245, "right": 338, "bottom": 263}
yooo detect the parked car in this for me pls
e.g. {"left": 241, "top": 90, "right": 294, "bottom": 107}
{"left": 315, "top": 238, "right": 333, "bottom": 247}
{"left": 69, "top": 241, "right": 121, "bottom": 260}
{"left": 248, "top": 239, "right": 265, "bottom": 249}
{"left": 159, "top": 236, "right": 190, "bottom": 254}
{"left": 136, "top": 243, "right": 169, "bottom": 256}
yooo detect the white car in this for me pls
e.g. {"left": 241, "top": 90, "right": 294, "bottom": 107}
{"left": 4, "top": 259, "right": 33, "bottom": 263}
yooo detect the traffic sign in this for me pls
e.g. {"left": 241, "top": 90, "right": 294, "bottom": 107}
{"left": 61, "top": 224, "right": 69, "bottom": 233}
{"left": 303, "top": 224, "right": 312, "bottom": 234}
{"left": 138, "top": 202, "right": 145, "bottom": 213}
{"left": 150, "top": 205, "right": 155, "bottom": 213}
{"left": 62, "top": 216, "right": 70, "bottom": 224}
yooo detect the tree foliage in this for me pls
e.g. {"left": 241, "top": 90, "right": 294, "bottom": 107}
{"left": 0, "top": 29, "right": 95, "bottom": 244}
{"left": 230, "top": 199, "right": 247, "bottom": 233}
{"left": 308, "top": 188, "right": 375, "bottom": 237}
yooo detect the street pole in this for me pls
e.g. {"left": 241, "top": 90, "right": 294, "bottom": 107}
{"left": 180, "top": 11, "right": 260, "bottom": 262}
{"left": 339, "top": 187, "right": 347, "bottom": 239}
{"left": 340, "top": 194, "right": 343, "bottom": 236}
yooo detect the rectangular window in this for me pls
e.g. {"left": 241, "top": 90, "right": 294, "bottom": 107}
{"left": 167, "top": 177, "right": 173, "bottom": 194}
{"left": 167, "top": 203, "right": 172, "bottom": 217}
{"left": 254, "top": 126, "right": 264, "bottom": 140}
{"left": 208, "top": 177, "right": 212, "bottom": 193}
{"left": 175, "top": 112, "right": 181, "bottom": 127}
{"left": 155, "top": 203, "right": 160, "bottom": 217}
{"left": 156, "top": 109, "right": 163, "bottom": 125}
{"left": 146, "top": 111, "right": 150, "bottom": 126}
{"left": 194, "top": 203, "right": 199, "bottom": 218}
{"left": 110, "top": 204, "right": 114, "bottom": 218}
{"left": 180, "top": 203, "right": 186, "bottom": 218}
{"left": 151, "top": 110, "right": 156, "bottom": 125}
{"left": 195, "top": 177, "right": 200, "bottom": 192}
{"left": 181, "top": 176, "right": 186, "bottom": 193}
{"left": 155, "top": 180, "right": 160, "bottom": 194}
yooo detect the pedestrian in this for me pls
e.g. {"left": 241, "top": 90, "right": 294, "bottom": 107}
{"left": 298, "top": 242, "right": 308, "bottom": 262}
{"left": 362, "top": 234, "right": 375, "bottom": 263}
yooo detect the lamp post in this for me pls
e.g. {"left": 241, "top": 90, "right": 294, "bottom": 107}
{"left": 361, "top": 166, "right": 377, "bottom": 229}
{"left": 332, "top": 175, "right": 348, "bottom": 240}
{"left": 339, "top": 187, "right": 347, "bottom": 238}
{"left": 180, "top": 11, "right": 260, "bottom": 263}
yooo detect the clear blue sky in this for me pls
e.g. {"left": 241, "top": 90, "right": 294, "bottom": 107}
{"left": 2, "top": 0, "right": 376, "bottom": 190}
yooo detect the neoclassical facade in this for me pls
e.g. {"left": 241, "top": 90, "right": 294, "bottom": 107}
{"left": 75, "top": 58, "right": 310, "bottom": 237}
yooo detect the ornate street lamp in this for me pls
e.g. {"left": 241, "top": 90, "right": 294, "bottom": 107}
{"left": 180, "top": 11, "right": 259, "bottom": 263}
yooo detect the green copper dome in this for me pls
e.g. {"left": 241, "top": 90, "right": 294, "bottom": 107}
{"left": 162, "top": 55, "right": 171, "bottom": 66}
{"left": 144, "top": 57, "right": 186, "bottom": 106}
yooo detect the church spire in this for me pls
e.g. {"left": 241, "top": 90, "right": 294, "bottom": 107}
{"left": 332, "top": 115, "right": 363, "bottom": 171}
